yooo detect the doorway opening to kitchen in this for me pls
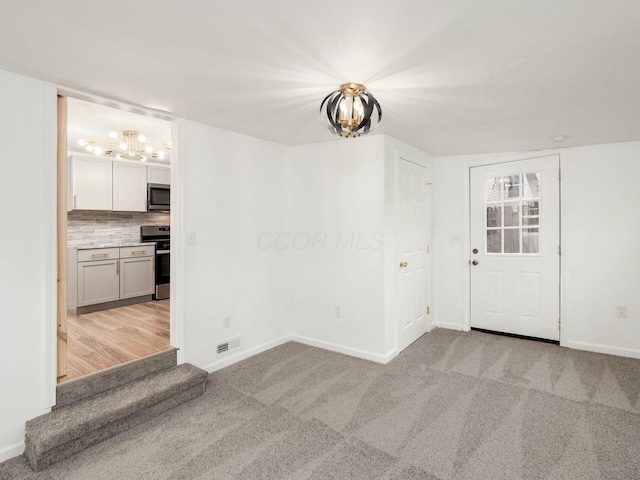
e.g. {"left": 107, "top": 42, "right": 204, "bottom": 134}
{"left": 57, "top": 95, "right": 174, "bottom": 384}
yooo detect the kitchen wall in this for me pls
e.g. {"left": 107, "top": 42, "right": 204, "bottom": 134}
{"left": 67, "top": 211, "right": 170, "bottom": 247}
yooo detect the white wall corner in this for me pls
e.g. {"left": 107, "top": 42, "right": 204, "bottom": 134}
{"left": 43, "top": 81, "right": 58, "bottom": 410}
{"left": 291, "top": 335, "right": 391, "bottom": 364}
{"left": 170, "top": 117, "right": 186, "bottom": 365}
{"left": 0, "top": 441, "right": 25, "bottom": 464}
{"left": 434, "top": 321, "right": 466, "bottom": 332}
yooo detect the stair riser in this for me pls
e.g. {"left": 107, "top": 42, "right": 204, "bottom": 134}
{"left": 27, "top": 383, "right": 205, "bottom": 471}
{"left": 56, "top": 349, "right": 178, "bottom": 408}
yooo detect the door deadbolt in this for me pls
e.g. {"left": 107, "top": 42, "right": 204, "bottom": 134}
{"left": 472, "top": 248, "right": 479, "bottom": 254}
{"left": 400, "top": 261, "right": 408, "bottom": 268}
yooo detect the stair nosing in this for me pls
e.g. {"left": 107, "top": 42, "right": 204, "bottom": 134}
{"left": 27, "top": 364, "right": 208, "bottom": 455}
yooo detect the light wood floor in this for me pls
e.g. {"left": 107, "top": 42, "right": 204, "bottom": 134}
{"left": 58, "top": 300, "right": 171, "bottom": 384}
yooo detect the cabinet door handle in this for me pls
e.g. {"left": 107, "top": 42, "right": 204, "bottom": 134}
{"left": 116, "top": 261, "right": 119, "bottom": 274}
{"left": 131, "top": 250, "right": 146, "bottom": 255}
{"left": 91, "top": 253, "right": 108, "bottom": 258}
{"left": 73, "top": 194, "right": 77, "bottom": 209}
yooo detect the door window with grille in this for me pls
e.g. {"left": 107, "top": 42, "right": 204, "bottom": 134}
{"left": 485, "top": 172, "right": 540, "bottom": 254}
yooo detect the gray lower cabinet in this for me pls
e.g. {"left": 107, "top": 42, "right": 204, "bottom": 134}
{"left": 77, "top": 259, "right": 120, "bottom": 306}
{"left": 76, "top": 246, "right": 154, "bottom": 308}
{"left": 120, "top": 257, "right": 155, "bottom": 299}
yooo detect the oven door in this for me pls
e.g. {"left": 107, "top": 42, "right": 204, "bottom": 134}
{"left": 155, "top": 250, "right": 170, "bottom": 299}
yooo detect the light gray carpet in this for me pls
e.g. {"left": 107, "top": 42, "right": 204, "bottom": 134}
{"left": 2, "top": 328, "right": 640, "bottom": 479}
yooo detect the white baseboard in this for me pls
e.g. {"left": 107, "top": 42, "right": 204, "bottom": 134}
{"left": 433, "top": 321, "right": 466, "bottom": 331}
{"left": 564, "top": 340, "right": 640, "bottom": 360}
{"left": 384, "top": 349, "right": 398, "bottom": 363}
{"left": 290, "top": 335, "right": 392, "bottom": 364}
{"left": 201, "top": 335, "right": 293, "bottom": 373}
{"left": 0, "top": 441, "right": 24, "bottom": 463}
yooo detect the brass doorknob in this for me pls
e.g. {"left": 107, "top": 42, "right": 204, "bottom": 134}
{"left": 400, "top": 261, "right": 408, "bottom": 268}
{"left": 471, "top": 260, "right": 479, "bottom": 266}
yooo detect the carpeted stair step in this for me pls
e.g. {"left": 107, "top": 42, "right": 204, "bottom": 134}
{"left": 25, "top": 363, "right": 208, "bottom": 471}
{"left": 55, "top": 348, "right": 179, "bottom": 408}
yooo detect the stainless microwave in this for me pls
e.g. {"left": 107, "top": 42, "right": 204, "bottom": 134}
{"left": 147, "top": 183, "right": 170, "bottom": 211}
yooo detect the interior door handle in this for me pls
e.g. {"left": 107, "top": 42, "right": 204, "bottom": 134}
{"left": 400, "top": 261, "right": 408, "bottom": 268}
{"left": 471, "top": 260, "right": 479, "bottom": 266}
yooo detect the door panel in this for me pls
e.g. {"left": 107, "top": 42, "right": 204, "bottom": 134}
{"left": 397, "top": 159, "right": 430, "bottom": 352}
{"left": 470, "top": 156, "right": 560, "bottom": 340}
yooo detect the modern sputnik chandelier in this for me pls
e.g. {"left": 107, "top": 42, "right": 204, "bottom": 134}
{"left": 320, "top": 83, "right": 382, "bottom": 137}
{"left": 78, "top": 130, "right": 171, "bottom": 161}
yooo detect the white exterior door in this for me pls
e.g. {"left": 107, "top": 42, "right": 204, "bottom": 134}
{"left": 397, "top": 159, "right": 430, "bottom": 352}
{"left": 470, "top": 155, "right": 560, "bottom": 340}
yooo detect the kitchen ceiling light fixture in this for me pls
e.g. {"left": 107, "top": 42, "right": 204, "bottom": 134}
{"left": 320, "top": 83, "right": 382, "bottom": 138}
{"left": 77, "top": 130, "right": 171, "bottom": 161}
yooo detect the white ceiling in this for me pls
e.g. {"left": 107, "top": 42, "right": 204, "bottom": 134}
{"left": 67, "top": 97, "right": 172, "bottom": 162}
{"left": 0, "top": 0, "right": 638, "bottom": 155}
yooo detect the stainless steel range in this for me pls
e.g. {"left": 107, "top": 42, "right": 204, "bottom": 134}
{"left": 140, "top": 225, "right": 170, "bottom": 300}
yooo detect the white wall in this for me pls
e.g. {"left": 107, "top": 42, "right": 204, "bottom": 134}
{"left": 0, "top": 70, "right": 56, "bottom": 461}
{"left": 432, "top": 141, "right": 640, "bottom": 358}
{"left": 176, "top": 119, "right": 292, "bottom": 371}
{"left": 288, "top": 136, "right": 388, "bottom": 361}
{"left": 287, "top": 135, "right": 433, "bottom": 362}
{"left": 562, "top": 142, "right": 640, "bottom": 357}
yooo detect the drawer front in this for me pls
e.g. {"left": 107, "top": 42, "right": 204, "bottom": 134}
{"left": 78, "top": 248, "right": 120, "bottom": 262}
{"left": 120, "top": 245, "right": 155, "bottom": 258}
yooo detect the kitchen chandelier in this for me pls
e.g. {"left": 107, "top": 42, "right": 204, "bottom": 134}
{"left": 320, "top": 83, "right": 382, "bottom": 138}
{"left": 77, "top": 130, "right": 171, "bottom": 161}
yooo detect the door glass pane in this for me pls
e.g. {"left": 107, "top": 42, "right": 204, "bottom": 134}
{"left": 504, "top": 228, "right": 520, "bottom": 253}
{"left": 522, "top": 200, "right": 539, "bottom": 226}
{"left": 506, "top": 174, "right": 521, "bottom": 199}
{"left": 504, "top": 202, "right": 520, "bottom": 226}
{"left": 523, "top": 228, "right": 540, "bottom": 253}
{"left": 523, "top": 173, "right": 541, "bottom": 198}
{"left": 487, "top": 229, "right": 501, "bottom": 253}
{"left": 486, "top": 178, "right": 503, "bottom": 202}
{"left": 487, "top": 206, "right": 501, "bottom": 228}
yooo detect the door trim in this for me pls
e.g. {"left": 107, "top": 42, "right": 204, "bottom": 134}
{"left": 395, "top": 156, "right": 431, "bottom": 354}
{"left": 48, "top": 87, "right": 184, "bottom": 407}
{"left": 464, "top": 153, "right": 565, "bottom": 343}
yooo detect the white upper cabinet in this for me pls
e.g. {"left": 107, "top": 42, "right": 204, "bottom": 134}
{"left": 112, "top": 162, "right": 147, "bottom": 212}
{"left": 68, "top": 155, "right": 169, "bottom": 212}
{"left": 68, "top": 156, "right": 113, "bottom": 211}
{"left": 148, "top": 165, "right": 170, "bottom": 185}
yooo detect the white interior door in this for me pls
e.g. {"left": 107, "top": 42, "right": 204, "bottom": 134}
{"left": 397, "top": 159, "right": 430, "bottom": 352}
{"left": 470, "top": 155, "right": 560, "bottom": 340}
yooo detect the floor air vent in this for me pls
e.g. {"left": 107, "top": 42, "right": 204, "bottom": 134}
{"left": 217, "top": 337, "right": 241, "bottom": 355}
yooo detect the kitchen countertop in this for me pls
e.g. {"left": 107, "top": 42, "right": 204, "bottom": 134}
{"left": 75, "top": 242, "right": 156, "bottom": 250}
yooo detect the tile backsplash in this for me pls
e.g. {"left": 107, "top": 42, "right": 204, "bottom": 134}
{"left": 67, "top": 211, "right": 170, "bottom": 247}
